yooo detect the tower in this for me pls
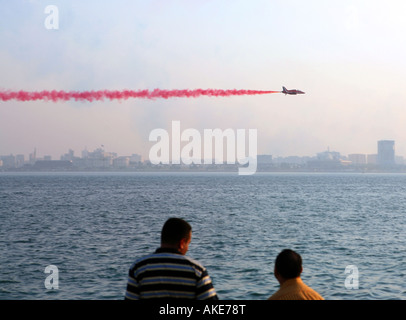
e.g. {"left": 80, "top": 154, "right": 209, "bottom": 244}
{"left": 377, "top": 140, "right": 395, "bottom": 167}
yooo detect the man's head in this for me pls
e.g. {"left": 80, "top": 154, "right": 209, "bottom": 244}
{"left": 161, "top": 217, "right": 192, "bottom": 255}
{"left": 274, "top": 249, "right": 303, "bottom": 283}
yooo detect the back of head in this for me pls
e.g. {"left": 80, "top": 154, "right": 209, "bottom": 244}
{"left": 275, "top": 249, "right": 302, "bottom": 279}
{"left": 161, "top": 217, "right": 192, "bottom": 246}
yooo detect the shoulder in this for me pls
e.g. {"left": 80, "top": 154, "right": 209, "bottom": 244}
{"left": 129, "top": 252, "right": 161, "bottom": 269}
{"left": 268, "top": 278, "right": 323, "bottom": 300}
{"left": 297, "top": 279, "right": 323, "bottom": 299}
{"left": 301, "top": 285, "right": 324, "bottom": 300}
{"left": 129, "top": 252, "right": 206, "bottom": 271}
{"left": 182, "top": 255, "right": 207, "bottom": 271}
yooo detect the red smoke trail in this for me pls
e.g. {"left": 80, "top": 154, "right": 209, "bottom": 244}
{"left": 0, "top": 89, "right": 280, "bottom": 102}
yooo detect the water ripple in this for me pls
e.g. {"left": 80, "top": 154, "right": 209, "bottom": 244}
{"left": 1, "top": 172, "right": 405, "bottom": 300}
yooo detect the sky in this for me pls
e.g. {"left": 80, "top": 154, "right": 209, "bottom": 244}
{"left": 1, "top": 0, "right": 406, "bottom": 160}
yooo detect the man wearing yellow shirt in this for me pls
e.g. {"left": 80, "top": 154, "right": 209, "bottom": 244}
{"left": 268, "top": 249, "right": 324, "bottom": 300}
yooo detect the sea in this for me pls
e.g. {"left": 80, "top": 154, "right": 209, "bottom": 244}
{"left": 0, "top": 171, "right": 405, "bottom": 300}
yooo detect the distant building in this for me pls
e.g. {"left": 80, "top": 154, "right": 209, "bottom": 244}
{"left": 113, "top": 156, "right": 130, "bottom": 168}
{"left": 348, "top": 154, "right": 367, "bottom": 165}
{"left": 86, "top": 158, "right": 113, "bottom": 168}
{"left": 257, "top": 154, "right": 273, "bottom": 164}
{"left": 317, "top": 149, "right": 341, "bottom": 161}
{"left": 377, "top": 140, "right": 395, "bottom": 167}
{"left": 395, "top": 156, "right": 404, "bottom": 165}
{"left": 16, "top": 154, "right": 25, "bottom": 167}
{"left": 87, "top": 148, "right": 116, "bottom": 160}
{"left": 82, "top": 148, "right": 89, "bottom": 159}
{"left": 61, "top": 149, "right": 75, "bottom": 161}
{"left": 32, "top": 160, "right": 73, "bottom": 170}
{"left": 0, "top": 155, "right": 16, "bottom": 168}
{"left": 367, "top": 154, "right": 377, "bottom": 164}
{"left": 29, "top": 148, "right": 37, "bottom": 164}
{"left": 130, "top": 154, "right": 142, "bottom": 163}
{"left": 307, "top": 148, "right": 343, "bottom": 170}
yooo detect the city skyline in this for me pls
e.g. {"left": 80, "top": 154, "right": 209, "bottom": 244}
{"left": 1, "top": 138, "right": 403, "bottom": 167}
{"left": 2, "top": 2, "right": 406, "bottom": 160}
{"left": 1, "top": 132, "right": 402, "bottom": 162}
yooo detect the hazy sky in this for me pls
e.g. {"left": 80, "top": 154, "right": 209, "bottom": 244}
{"left": 1, "top": 0, "right": 406, "bottom": 160}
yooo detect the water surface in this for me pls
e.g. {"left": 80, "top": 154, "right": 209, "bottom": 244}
{"left": 1, "top": 172, "right": 405, "bottom": 300}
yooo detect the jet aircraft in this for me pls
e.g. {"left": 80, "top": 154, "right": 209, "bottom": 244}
{"left": 281, "top": 86, "right": 305, "bottom": 95}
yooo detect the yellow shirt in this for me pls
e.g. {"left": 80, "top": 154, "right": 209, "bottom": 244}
{"left": 268, "top": 277, "right": 324, "bottom": 300}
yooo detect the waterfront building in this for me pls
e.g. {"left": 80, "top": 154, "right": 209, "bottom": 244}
{"left": 348, "top": 154, "right": 367, "bottom": 165}
{"left": 257, "top": 155, "right": 273, "bottom": 164}
{"left": 113, "top": 156, "right": 130, "bottom": 168}
{"left": 377, "top": 140, "right": 395, "bottom": 167}
{"left": 367, "top": 154, "right": 377, "bottom": 164}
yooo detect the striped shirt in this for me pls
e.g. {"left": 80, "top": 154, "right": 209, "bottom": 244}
{"left": 125, "top": 248, "right": 218, "bottom": 300}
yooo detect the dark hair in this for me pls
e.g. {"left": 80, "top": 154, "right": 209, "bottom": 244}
{"left": 275, "top": 249, "right": 302, "bottom": 279}
{"left": 161, "top": 218, "right": 192, "bottom": 245}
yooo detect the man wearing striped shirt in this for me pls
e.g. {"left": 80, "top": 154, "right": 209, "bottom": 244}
{"left": 125, "top": 217, "right": 218, "bottom": 300}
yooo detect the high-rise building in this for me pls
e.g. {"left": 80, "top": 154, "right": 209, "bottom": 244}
{"left": 377, "top": 140, "right": 395, "bottom": 167}
{"left": 16, "top": 154, "right": 25, "bottom": 167}
{"left": 61, "top": 149, "right": 74, "bottom": 161}
{"left": 130, "top": 154, "right": 142, "bottom": 163}
{"left": 29, "top": 148, "right": 37, "bottom": 164}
